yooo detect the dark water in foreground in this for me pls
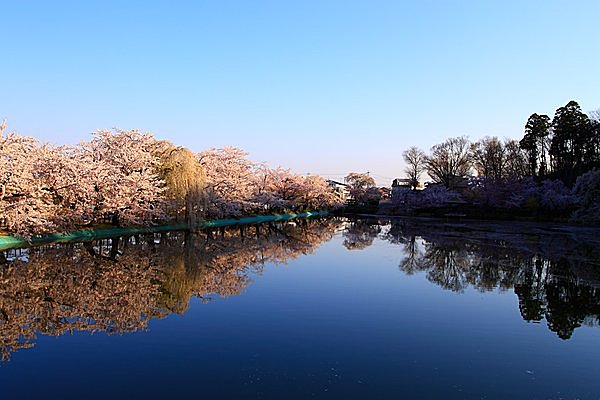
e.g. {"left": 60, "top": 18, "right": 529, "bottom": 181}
{"left": 1, "top": 217, "right": 599, "bottom": 399}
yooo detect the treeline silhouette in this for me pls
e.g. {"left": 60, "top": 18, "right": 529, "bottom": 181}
{"left": 521, "top": 101, "right": 599, "bottom": 184}
{"left": 394, "top": 100, "right": 600, "bottom": 223}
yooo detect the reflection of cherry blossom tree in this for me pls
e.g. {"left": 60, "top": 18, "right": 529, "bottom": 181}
{"left": 0, "top": 245, "right": 162, "bottom": 361}
{"left": 0, "top": 217, "right": 341, "bottom": 361}
{"left": 343, "top": 219, "right": 381, "bottom": 250}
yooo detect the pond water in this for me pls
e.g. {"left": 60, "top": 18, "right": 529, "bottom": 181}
{"left": 1, "top": 217, "right": 599, "bottom": 399}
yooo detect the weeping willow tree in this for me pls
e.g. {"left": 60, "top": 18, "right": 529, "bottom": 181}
{"left": 156, "top": 144, "right": 206, "bottom": 228}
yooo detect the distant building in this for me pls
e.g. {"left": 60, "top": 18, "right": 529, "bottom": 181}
{"left": 392, "top": 178, "right": 412, "bottom": 190}
{"left": 378, "top": 187, "right": 391, "bottom": 199}
{"left": 389, "top": 178, "right": 411, "bottom": 205}
{"left": 327, "top": 180, "right": 350, "bottom": 202}
{"left": 424, "top": 176, "right": 469, "bottom": 190}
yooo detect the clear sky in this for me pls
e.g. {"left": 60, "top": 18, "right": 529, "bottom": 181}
{"left": 1, "top": 1, "right": 599, "bottom": 185}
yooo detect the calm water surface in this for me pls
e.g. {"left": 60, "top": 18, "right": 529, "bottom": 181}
{"left": 1, "top": 217, "right": 599, "bottom": 399}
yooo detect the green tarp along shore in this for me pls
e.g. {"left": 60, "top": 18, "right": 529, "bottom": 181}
{"left": 0, "top": 211, "right": 329, "bottom": 251}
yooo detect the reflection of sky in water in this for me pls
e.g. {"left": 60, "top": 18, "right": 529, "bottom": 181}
{"left": 1, "top": 219, "right": 599, "bottom": 399}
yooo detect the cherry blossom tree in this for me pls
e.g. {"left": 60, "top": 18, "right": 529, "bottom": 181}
{"left": 256, "top": 166, "right": 300, "bottom": 210}
{"left": 252, "top": 165, "right": 291, "bottom": 211}
{"left": 539, "top": 179, "right": 575, "bottom": 211}
{"left": 571, "top": 168, "right": 600, "bottom": 223}
{"left": 344, "top": 172, "right": 380, "bottom": 205}
{"left": 0, "top": 128, "right": 55, "bottom": 234}
{"left": 77, "top": 129, "right": 167, "bottom": 226}
{"left": 0, "top": 123, "right": 88, "bottom": 235}
{"left": 299, "top": 175, "right": 344, "bottom": 210}
{"left": 198, "top": 147, "right": 258, "bottom": 216}
{"left": 199, "top": 149, "right": 341, "bottom": 216}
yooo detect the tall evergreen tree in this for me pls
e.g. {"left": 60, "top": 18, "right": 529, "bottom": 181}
{"left": 521, "top": 113, "right": 547, "bottom": 178}
{"left": 550, "top": 101, "right": 591, "bottom": 184}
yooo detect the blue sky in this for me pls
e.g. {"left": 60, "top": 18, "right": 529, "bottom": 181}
{"left": 1, "top": 1, "right": 599, "bottom": 185}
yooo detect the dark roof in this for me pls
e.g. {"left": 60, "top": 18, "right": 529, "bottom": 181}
{"left": 327, "top": 180, "right": 349, "bottom": 187}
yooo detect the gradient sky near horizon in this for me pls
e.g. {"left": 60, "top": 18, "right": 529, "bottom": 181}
{"left": 1, "top": 1, "right": 599, "bottom": 185}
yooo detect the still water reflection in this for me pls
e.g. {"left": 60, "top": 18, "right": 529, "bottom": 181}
{"left": 1, "top": 217, "right": 599, "bottom": 399}
{"left": 0, "top": 219, "right": 338, "bottom": 361}
{"left": 347, "top": 218, "right": 600, "bottom": 340}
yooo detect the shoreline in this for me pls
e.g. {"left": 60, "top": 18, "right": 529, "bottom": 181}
{"left": 338, "top": 211, "right": 600, "bottom": 236}
{"left": 0, "top": 211, "right": 329, "bottom": 251}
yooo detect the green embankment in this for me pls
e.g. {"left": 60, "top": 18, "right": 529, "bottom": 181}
{"left": 0, "top": 211, "right": 329, "bottom": 251}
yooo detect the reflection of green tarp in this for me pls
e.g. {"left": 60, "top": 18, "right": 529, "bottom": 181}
{"left": 0, "top": 211, "right": 329, "bottom": 251}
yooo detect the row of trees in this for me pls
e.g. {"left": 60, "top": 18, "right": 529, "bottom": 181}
{"left": 198, "top": 147, "right": 342, "bottom": 217}
{"left": 0, "top": 124, "right": 344, "bottom": 236}
{"left": 402, "top": 101, "right": 599, "bottom": 189}
{"left": 397, "top": 101, "right": 600, "bottom": 222}
{"left": 521, "top": 102, "right": 600, "bottom": 183}
{"left": 402, "top": 136, "right": 531, "bottom": 190}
